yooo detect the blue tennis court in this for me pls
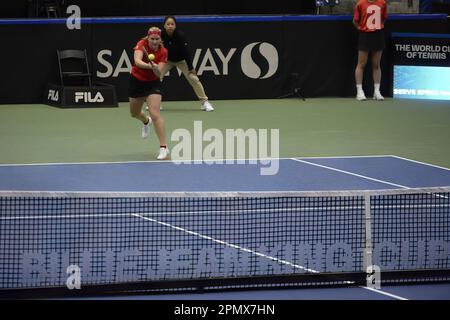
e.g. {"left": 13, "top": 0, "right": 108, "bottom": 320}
{"left": 1, "top": 155, "right": 449, "bottom": 191}
{"left": 0, "top": 155, "right": 449, "bottom": 300}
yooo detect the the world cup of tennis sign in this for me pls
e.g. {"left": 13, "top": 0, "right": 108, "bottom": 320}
{"left": 391, "top": 33, "right": 450, "bottom": 101}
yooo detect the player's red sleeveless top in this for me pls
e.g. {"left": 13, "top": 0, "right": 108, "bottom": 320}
{"left": 131, "top": 39, "right": 168, "bottom": 81}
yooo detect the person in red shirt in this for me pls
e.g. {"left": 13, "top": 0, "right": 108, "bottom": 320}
{"left": 129, "top": 26, "right": 169, "bottom": 160}
{"left": 353, "top": 0, "right": 388, "bottom": 101}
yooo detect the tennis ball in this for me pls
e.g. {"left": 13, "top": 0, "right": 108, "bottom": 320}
{"left": 148, "top": 53, "right": 155, "bottom": 61}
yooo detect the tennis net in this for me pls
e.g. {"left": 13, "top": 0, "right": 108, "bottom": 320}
{"left": 0, "top": 187, "right": 449, "bottom": 297}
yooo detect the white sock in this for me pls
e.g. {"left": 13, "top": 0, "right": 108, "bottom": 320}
{"left": 374, "top": 83, "right": 380, "bottom": 93}
{"left": 356, "top": 84, "right": 364, "bottom": 94}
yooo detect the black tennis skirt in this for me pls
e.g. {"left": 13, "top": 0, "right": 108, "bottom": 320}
{"left": 128, "top": 74, "right": 162, "bottom": 98}
{"left": 358, "top": 29, "right": 385, "bottom": 52}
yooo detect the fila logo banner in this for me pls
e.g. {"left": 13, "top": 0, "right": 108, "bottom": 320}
{"left": 48, "top": 89, "right": 59, "bottom": 102}
{"left": 75, "top": 92, "right": 105, "bottom": 103}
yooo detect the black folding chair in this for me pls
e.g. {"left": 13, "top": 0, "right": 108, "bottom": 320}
{"left": 57, "top": 49, "right": 92, "bottom": 87}
{"left": 35, "top": 0, "right": 63, "bottom": 18}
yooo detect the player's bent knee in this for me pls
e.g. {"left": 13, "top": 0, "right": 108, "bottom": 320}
{"left": 149, "top": 113, "right": 160, "bottom": 122}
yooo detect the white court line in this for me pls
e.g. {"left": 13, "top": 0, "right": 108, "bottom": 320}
{"left": 0, "top": 160, "right": 175, "bottom": 166}
{"left": 1, "top": 154, "right": 447, "bottom": 172}
{"left": 361, "top": 286, "right": 408, "bottom": 300}
{"left": 0, "top": 157, "right": 294, "bottom": 167}
{"left": 0, "top": 155, "right": 410, "bottom": 167}
{"left": 290, "top": 158, "right": 411, "bottom": 189}
{"left": 131, "top": 213, "right": 319, "bottom": 274}
{"left": 292, "top": 158, "right": 449, "bottom": 199}
{"left": 391, "top": 155, "right": 450, "bottom": 171}
{"left": 298, "top": 155, "right": 395, "bottom": 160}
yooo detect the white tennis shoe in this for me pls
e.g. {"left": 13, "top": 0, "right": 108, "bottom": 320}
{"left": 157, "top": 147, "right": 169, "bottom": 160}
{"left": 141, "top": 117, "right": 152, "bottom": 139}
{"left": 373, "top": 92, "right": 384, "bottom": 101}
{"left": 201, "top": 100, "right": 214, "bottom": 112}
{"left": 356, "top": 92, "right": 367, "bottom": 101}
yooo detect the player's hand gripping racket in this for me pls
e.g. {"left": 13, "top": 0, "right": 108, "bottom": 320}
{"left": 141, "top": 46, "right": 155, "bottom": 64}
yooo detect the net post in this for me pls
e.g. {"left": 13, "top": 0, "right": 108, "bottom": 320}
{"left": 363, "top": 192, "right": 373, "bottom": 271}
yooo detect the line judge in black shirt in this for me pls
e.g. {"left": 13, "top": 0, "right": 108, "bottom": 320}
{"left": 160, "top": 16, "right": 214, "bottom": 112}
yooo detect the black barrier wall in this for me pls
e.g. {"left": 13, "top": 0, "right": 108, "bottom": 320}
{"left": 0, "top": 15, "right": 448, "bottom": 104}
{"left": 2, "top": 0, "right": 318, "bottom": 18}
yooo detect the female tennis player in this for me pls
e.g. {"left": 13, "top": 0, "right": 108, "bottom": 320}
{"left": 129, "top": 26, "right": 169, "bottom": 160}
{"left": 353, "top": 0, "right": 388, "bottom": 101}
{"left": 160, "top": 16, "right": 214, "bottom": 112}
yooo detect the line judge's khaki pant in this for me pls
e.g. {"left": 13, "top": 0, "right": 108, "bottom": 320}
{"left": 160, "top": 60, "right": 208, "bottom": 102}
